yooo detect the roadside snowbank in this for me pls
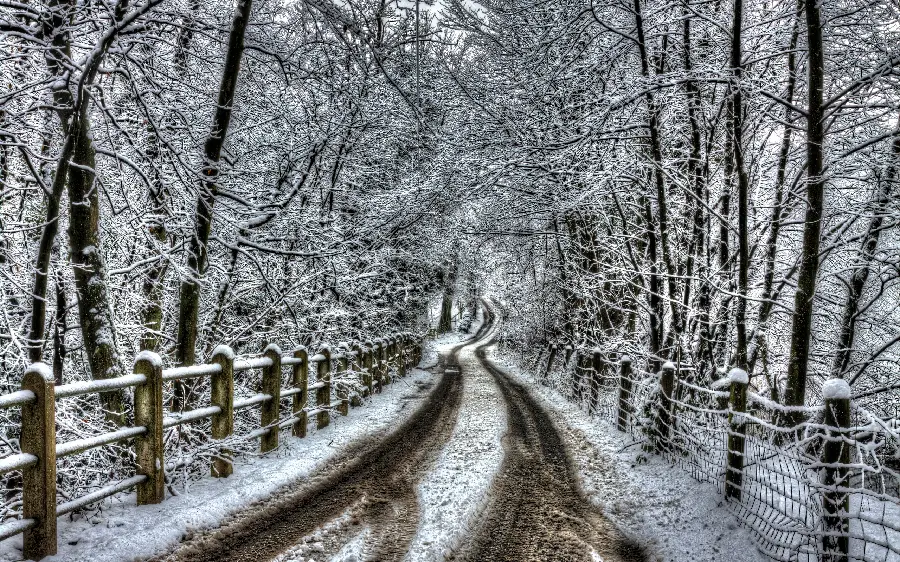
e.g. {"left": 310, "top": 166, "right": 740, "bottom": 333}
{"left": 486, "top": 346, "right": 766, "bottom": 562}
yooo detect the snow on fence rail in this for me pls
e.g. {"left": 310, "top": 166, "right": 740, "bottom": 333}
{"left": 0, "top": 333, "right": 422, "bottom": 560}
{"left": 531, "top": 342, "right": 900, "bottom": 562}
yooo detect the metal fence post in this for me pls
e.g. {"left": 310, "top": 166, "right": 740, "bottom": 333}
{"left": 725, "top": 368, "right": 749, "bottom": 501}
{"left": 260, "top": 344, "right": 282, "bottom": 453}
{"left": 291, "top": 347, "right": 308, "bottom": 438}
{"left": 617, "top": 355, "right": 632, "bottom": 432}
{"left": 211, "top": 345, "right": 235, "bottom": 476}
{"left": 822, "top": 378, "right": 851, "bottom": 562}
{"left": 134, "top": 352, "right": 164, "bottom": 503}
{"left": 21, "top": 363, "right": 57, "bottom": 560}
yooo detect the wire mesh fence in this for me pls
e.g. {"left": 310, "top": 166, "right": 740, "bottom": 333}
{"left": 520, "top": 341, "right": 900, "bottom": 562}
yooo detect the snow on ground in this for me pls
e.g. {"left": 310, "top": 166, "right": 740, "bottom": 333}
{"left": 486, "top": 345, "right": 767, "bottom": 562}
{"left": 274, "top": 508, "right": 367, "bottom": 562}
{"left": 0, "top": 330, "right": 471, "bottom": 562}
{"left": 406, "top": 308, "right": 507, "bottom": 562}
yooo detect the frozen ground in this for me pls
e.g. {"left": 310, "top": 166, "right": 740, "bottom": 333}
{"left": 486, "top": 345, "right": 767, "bottom": 562}
{"left": 0, "top": 329, "right": 472, "bottom": 562}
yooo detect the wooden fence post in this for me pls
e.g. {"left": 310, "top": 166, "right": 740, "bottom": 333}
{"left": 363, "top": 341, "right": 374, "bottom": 396}
{"left": 397, "top": 334, "right": 407, "bottom": 378}
{"left": 260, "top": 344, "right": 282, "bottom": 453}
{"left": 381, "top": 339, "right": 390, "bottom": 387}
{"left": 542, "top": 343, "right": 558, "bottom": 384}
{"left": 725, "top": 368, "right": 749, "bottom": 501}
{"left": 373, "top": 340, "right": 383, "bottom": 393}
{"left": 822, "top": 378, "right": 851, "bottom": 562}
{"left": 415, "top": 336, "right": 423, "bottom": 366}
{"left": 291, "top": 347, "right": 308, "bottom": 438}
{"left": 591, "top": 349, "right": 603, "bottom": 416}
{"left": 572, "top": 351, "right": 584, "bottom": 402}
{"left": 21, "top": 363, "right": 56, "bottom": 561}
{"left": 617, "top": 356, "right": 632, "bottom": 432}
{"left": 134, "top": 352, "right": 164, "bottom": 503}
{"left": 385, "top": 337, "right": 394, "bottom": 384}
{"left": 316, "top": 346, "right": 331, "bottom": 429}
{"left": 351, "top": 342, "right": 364, "bottom": 404}
{"left": 654, "top": 361, "right": 676, "bottom": 452}
{"left": 336, "top": 344, "right": 350, "bottom": 416}
{"left": 210, "top": 345, "right": 235, "bottom": 476}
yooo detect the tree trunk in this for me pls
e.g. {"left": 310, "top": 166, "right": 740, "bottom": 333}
{"left": 175, "top": 0, "right": 254, "bottom": 410}
{"left": 833, "top": 122, "right": 899, "bottom": 379}
{"left": 749, "top": 4, "right": 801, "bottom": 376}
{"left": 680, "top": 3, "right": 706, "bottom": 341}
{"left": 730, "top": 0, "right": 750, "bottom": 370}
{"left": 27, "top": 0, "right": 74, "bottom": 364}
{"left": 784, "top": 0, "right": 826, "bottom": 420}
{"left": 67, "top": 101, "right": 126, "bottom": 425}
{"left": 633, "top": 1, "right": 681, "bottom": 359}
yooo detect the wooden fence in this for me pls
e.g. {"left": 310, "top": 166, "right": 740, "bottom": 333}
{"left": 0, "top": 333, "right": 422, "bottom": 560}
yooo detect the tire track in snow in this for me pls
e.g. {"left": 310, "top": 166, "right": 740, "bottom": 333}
{"left": 152, "top": 320, "right": 494, "bottom": 562}
{"left": 455, "top": 302, "right": 647, "bottom": 562}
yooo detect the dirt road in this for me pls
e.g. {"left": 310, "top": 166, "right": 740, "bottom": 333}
{"left": 153, "top": 320, "right": 493, "bottom": 562}
{"left": 152, "top": 308, "right": 643, "bottom": 561}
{"left": 455, "top": 305, "right": 646, "bottom": 562}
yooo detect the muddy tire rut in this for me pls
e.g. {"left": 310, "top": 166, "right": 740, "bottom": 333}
{"left": 455, "top": 307, "right": 646, "bottom": 562}
{"left": 152, "top": 321, "right": 493, "bottom": 562}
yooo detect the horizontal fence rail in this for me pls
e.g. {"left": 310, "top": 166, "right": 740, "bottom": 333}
{"left": 528, "top": 341, "right": 900, "bottom": 562}
{"left": 0, "top": 333, "right": 423, "bottom": 560}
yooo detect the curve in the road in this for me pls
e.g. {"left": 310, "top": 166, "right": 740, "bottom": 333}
{"left": 152, "top": 318, "right": 494, "bottom": 562}
{"left": 457, "top": 303, "right": 647, "bottom": 562}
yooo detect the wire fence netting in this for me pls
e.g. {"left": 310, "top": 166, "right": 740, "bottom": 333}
{"left": 515, "top": 341, "right": 900, "bottom": 562}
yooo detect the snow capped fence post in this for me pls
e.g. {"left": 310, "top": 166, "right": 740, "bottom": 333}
{"left": 387, "top": 337, "right": 396, "bottom": 381}
{"left": 134, "top": 352, "right": 165, "bottom": 503}
{"left": 351, "top": 342, "right": 364, "bottom": 405}
{"left": 542, "top": 343, "right": 558, "bottom": 384}
{"left": 725, "top": 368, "right": 749, "bottom": 501}
{"left": 384, "top": 338, "right": 393, "bottom": 386}
{"left": 260, "top": 344, "right": 282, "bottom": 453}
{"left": 397, "top": 334, "right": 407, "bottom": 378}
{"left": 291, "top": 347, "right": 308, "bottom": 438}
{"left": 564, "top": 343, "right": 575, "bottom": 365}
{"left": 363, "top": 341, "right": 374, "bottom": 396}
{"left": 822, "top": 378, "right": 851, "bottom": 561}
{"left": 572, "top": 351, "right": 584, "bottom": 402}
{"left": 21, "top": 363, "right": 57, "bottom": 560}
{"left": 336, "top": 344, "right": 349, "bottom": 416}
{"left": 211, "top": 345, "right": 235, "bottom": 476}
{"left": 590, "top": 349, "right": 603, "bottom": 415}
{"left": 617, "top": 356, "right": 632, "bottom": 432}
{"left": 315, "top": 347, "right": 331, "bottom": 429}
{"left": 373, "top": 340, "right": 383, "bottom": 393}
{"left": 654, "top": 362, "right": 676, "bottom": 452}
{"left": 414, "top": 336, "right": 423, "bottom": 366}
